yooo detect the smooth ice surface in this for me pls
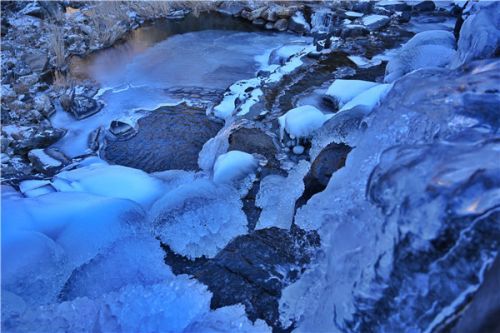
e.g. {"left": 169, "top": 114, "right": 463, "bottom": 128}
{"left": 279, "top": 105, "right": 330, "bottom": 140}
{"left": 52, "top": 30, "right": 303, "bottom": 157}
{"left": 213, "top": 150, "right": 257, "bottom": 184}
{"left": 150, "top": 178, "right": 248, "bottom": 259}
{"left": 52, "top": 163, "right": 165, "bottom": 208}
{"left": 325, "top": 80, "right": 378, "bottom": 108}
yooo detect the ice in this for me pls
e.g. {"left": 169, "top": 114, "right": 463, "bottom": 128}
{"left": 279, "top": 59, "right": 500, "bottom": 332}
{"left": 347, "top": 55, "right": 382, "bottom": 69}
{"left": 278, "top": 105, "right": 331, "bottom": 140}
{"left": 19, "top": 180, "right": 55, "bottom": 198}
{"left": 51, "top": 163, "right": 165, "bottom": 208}
{"left": 385, "top": 30, "right": 457, "bottom": 82}
{"left": 213, "top": 78, "right": 261, "bottom": 119}
{"left": 325, "top": 80, "right": 378, "bottom": 108}
{"left": 54, "top": 29, "right": 304, "bottom": 157}
{"left": 213, "top": 150, "right": 257, "bottom": 184}
{"left": 185, "top": 305, "right": 271, "bottom": 333}
{"left": 150, "top": 178, "right": 248, "bottom": 259}
{"left": 27, "top": 149, "right": 62, "bottom": 167}
{"left": 7, "top": 276, "right": 214, "bottom": 333}
{"left": 61, "top": 236, "right": 174, "bottom": 301}
{"left": 339, "top": 83, "right": 393, "bottom": 113}
{"left": 453, "top": 1, "right": 500, "bottom": 66}
{"left": 255, "top": 160, "right": 310, "bottom": 230}
{"left": 345, "top": 11, "right": 364, "bottom": 18}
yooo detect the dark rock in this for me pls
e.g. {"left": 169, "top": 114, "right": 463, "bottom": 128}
{"left": 375, "top": 1, "right": 410, "bottom": 12}
{"left": 413, "top": 1, "right": 436, "bottom": 12}
{"left": 22, "top": 51, "right": 48, "bottom": 72}
{"left": 109, "top": 120, "right": 136, "bottom": 138}
{"left": 296, "top": 142, "right": 351, "bottom": 208}
{"left": 341, "top": 25, "right": 370, "bottom": 38}
{"left": 228, "top": 127, "right": 280, "bottom": 170}
{"left": 274, "top": 18, "right": 288, "bottom": 32}
{"left": 102, "top": 104, "right": 223, "bottom": 173}
{"left": 452, "top": 255, "right": 500, "bottom": 333}
{"left": 252, "top": 18, "right": 266, "bottom": 26}
{"left": 398, "top": 11, "right": 412, "bottom": 23}
{"left": 261, "top": 7, "right": 278, "bottom": 22}
{"left": 163, "top": 227, "right": 320, "bottom": 328}
{"left": 248, "top": 6, "right": 268, "bottom": 21}
{"left": 288, "top": 11, "right": 311, "bottom": 34}
{"left": 12, "top": 127, "right": 66, "bottom": 155}
{"left": 352, "top": 1, "right": 373, "bottom": 14}
{"left": 68, "top": 95, "right": 103, "bottom": 120}
{"left": 265, "top": 22, "right": 274, "bottom": 30}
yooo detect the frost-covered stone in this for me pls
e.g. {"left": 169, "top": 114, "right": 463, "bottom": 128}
{"left": 288, "top": 11, "right": 310, "bottom": 34}
{"left": 385, "top": 30, "right": 457, "bottom": 82}
{"left": 150, "top": 179, "right": 248, "bottom": 259}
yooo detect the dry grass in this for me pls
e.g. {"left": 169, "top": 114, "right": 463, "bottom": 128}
{"left": 48, "top": 24, "right": 66, "bottom": 70}
{"left": 86, "top": 2, "right": 130, "bottom": 48}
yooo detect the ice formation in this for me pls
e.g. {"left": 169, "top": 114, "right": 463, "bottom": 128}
{"left": 213, "top": 150, "right": 258, "bottom": 184}
{"left": 278, "top": 105, "right": 331, "bottom": 141}
{"left": 255, "top": 160, "right": 310, "bottom": 230}
{"left": 385, "top": 30, "right": 457, "bottom": 82}
{"left": 325, "top": 79, "right": 378, "bottom": 108}
{"left": 150, "top": 178, "right": 248, "bottom": 259}
{"left": 339, "top": 83, "right": 393, "bottom": 113}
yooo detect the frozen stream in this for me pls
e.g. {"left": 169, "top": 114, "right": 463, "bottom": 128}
{"left": 52, "top": 19, "right": 306, "bottom": 157}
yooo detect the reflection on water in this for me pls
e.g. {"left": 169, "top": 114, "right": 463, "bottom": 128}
{"left": 55, "top": 14, "right": 307, "bottom": 158}
{"left": 70, "top": 12, "right": 260, "bottom": 81}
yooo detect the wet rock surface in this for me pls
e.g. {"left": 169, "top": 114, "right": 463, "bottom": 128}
{"left": 163, "top": 226, "right": 320, "bottom": 329}
{"left": 102, "top": 104, "right": 223, "bottom": 172}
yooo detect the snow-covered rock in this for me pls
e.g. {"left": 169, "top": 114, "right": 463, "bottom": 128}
{"left": 213, "top": 150, "right": 257, "bottom": 184}
{"left": 19, "top": 180, "right": 55, "bottom": 198}
{"left": 279, "top": 105, "right": 331, "bottom": 141}
{"left": 150, "top": 179, "right": 248, "bottom": 259}
{"left": 325, "top": 79, "right": 379, "bottom": 108}
{"left": 27, "top": 149, "right": 62, "bottom": 175}
{"left": 385, "top": 30, "right": 457, "bottom": 82}
{"left": 345, "top": 11, "right": 364, "bottom": 19}
{"left": 339, "top": 83, "right": 393, "bottom": 113}
{"left": 362, "top": 14, "right": 390, "bottom": 30}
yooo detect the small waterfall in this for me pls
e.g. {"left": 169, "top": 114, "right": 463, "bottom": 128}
{"left": 310, "top": 8, "right": 334, "bottom": 34}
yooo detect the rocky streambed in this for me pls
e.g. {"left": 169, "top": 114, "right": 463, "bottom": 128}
{"left": 2, "top": 1, "right": 500, "bottom": 333}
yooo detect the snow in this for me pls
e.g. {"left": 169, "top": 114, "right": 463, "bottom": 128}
{"left": 325, "top": 79, "right": 379, "bottom": 108}
{"left": 339, "top": 83, "right": 393, "bottom": 113}
{"left": 279, "top": 105, "right": 330, "bottom": 140}
{"left": 213, "top": 150, "right": 257, "bottom": 184}
{"left": 150, "top": 179, "right": 248, "bottom": 259}
{"left": 362, "top": 14, "right": 390, "bottom": 29}
{"left": 51, "top": 163, "right": 165, "bottom": 208}
{"left": 213, "top": 78, "right": 261, "bottom": 119}
{"left": 255, "top": 160, "right": 310, "bottom": 230}
{"left": 348, "top": 55, "right": 383, "bottom": 68}
{"left": 27, "top": 149, "right": 61, "bottom": 167}
{"left": 345, "top": 11, "right": 364, "bottom": 18}
{"left": 19, "top": 180, "right": 55, "bottom": 198}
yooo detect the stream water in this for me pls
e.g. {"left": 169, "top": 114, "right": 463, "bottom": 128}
{"left": 52, "top": 14, "right": 307, "bottom": 157}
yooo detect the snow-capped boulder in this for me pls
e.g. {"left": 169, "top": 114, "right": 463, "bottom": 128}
{"left": 325, "top": 79, "right": 379, "bottom": 108}
{"left": 213, "top": 150, "right": 258, "bottom": 184}
{"left": 385, "top": 30, "right": 457, "bottom": 82}
{"left": 278, "top": 105, "right": 331, "bottom": 141}
{"left": 453, "top": 1, "right": 500, "bottom": 67}
{"left": 362, "top": 14, "right": 390, "bottom": 30}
